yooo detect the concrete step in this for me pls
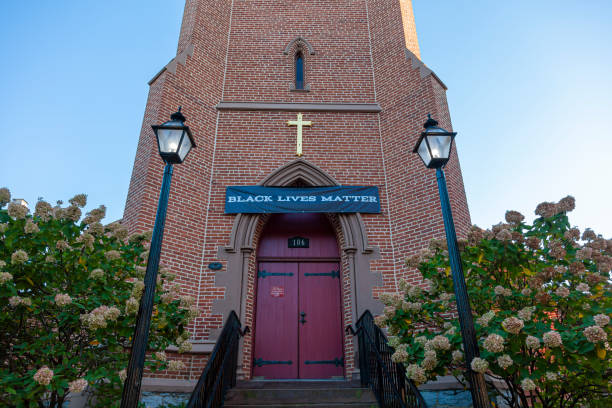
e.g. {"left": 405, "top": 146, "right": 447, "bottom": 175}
{"left": 224, "top": 404, "right": 379, "bottom": 408}
{"left": 235, "top": 380, "right": 362, "bottom": 389}
{"left": 225, "top": 387, "right": 377, "bottom": 405}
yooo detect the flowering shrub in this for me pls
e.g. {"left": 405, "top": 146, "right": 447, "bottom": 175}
{"left": 376, "top": 196, "right": 612, "bottom": 408}
{"left": 0, "top": 188, "right": 197, "bottom": 407}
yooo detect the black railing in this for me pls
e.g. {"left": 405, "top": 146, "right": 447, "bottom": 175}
{"left": 347, "top": 310, "right": 428, "bottom": 408}
{"left": 187, "top": 311, "right": 249, "bottom": 408}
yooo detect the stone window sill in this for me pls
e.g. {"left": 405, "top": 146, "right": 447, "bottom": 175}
{"left": 289, "top": 83, "right": 311, "bottom": 92}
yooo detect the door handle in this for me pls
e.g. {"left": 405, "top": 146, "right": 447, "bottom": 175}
{"left": 300, "top": 312, "right": 306, "bottom": 324}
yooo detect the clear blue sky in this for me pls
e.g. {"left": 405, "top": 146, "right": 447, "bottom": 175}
{"left": 1, "top": 1, "right": 611, "bottom": 237}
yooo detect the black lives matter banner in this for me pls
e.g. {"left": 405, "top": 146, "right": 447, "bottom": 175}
{"left": 225, "top": 186, "right": 381, "bottom": 214}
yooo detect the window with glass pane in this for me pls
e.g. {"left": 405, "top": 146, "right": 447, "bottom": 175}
{"left": 295, "top": 52, "right": 304, "bottom": 89}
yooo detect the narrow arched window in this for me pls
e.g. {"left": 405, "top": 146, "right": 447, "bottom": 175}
{"left": 295, "top": 51, "right": 304, "bottom": 90}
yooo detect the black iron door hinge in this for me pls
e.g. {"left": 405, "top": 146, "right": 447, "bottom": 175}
{"left": 304, "top": 270, "right": 339, "bottom": 278}
{"left": 253, "top": 358, "right": 293, "bottom": 367}
{"left": 258, "top": 270, "right": 294, "bottom": 279}
{"left": 304, "top": 357, "right": 344, "bottom": 367}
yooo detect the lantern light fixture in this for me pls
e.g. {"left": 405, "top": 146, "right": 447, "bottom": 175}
{"left": 412, "top": 114, "right": 457, "bottom": 169}
{"left": 151, "top": 107, "right": 196, "bottom": 164}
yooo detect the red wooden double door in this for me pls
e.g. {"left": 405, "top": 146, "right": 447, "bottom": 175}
{"left": 253, "top": 261, "right": 344, "bottom": 379}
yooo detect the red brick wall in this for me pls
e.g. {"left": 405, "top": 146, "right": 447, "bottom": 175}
{"left": 124, "top": 0, "right": 470, "bottom": 381}
{"left": 367, "top": 0, "right": 471, "bottom": 294}
{"left": 144, "top": 351, "right": 206, "bottom": 381}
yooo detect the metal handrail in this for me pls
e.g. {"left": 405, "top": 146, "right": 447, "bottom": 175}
{"left": 347, "top": 310, "right": 428, "bottom": 408}
{"left": 186, "top": 311, "right": 249, "bottom": 408}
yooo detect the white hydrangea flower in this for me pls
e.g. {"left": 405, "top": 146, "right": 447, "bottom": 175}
{"left": 593, "top": 314, "right": 610, "bottom": 327}
{"left": 521, "top": 378, "right": 536, "bottom": 391}
{"left": 0, "top": 272, "right": 13, "bottom": 285}
{"left": 33, "top": 366, "right": 54, "bottom": 385}
{"left": 68, "top": 378, "right": 88, "bottom": 394}
{"left": 497, "top": 354, "right": 513, "bottom": 369}
{"left": 555, "top": 286, "right": 570, "bottom": 298}
{"left": 470, "top": 357, "right": 489, "bottom": 374}
{"left": 388, "top": 336, "right": 400, "bottom": 348}
{"left": 168, "top": 360, "right": 186, "bottom": 371}
{"left": 54, "top": 293, "right": 72, "bottom": 307}
{"left": 406, "top": 364, "right": 427, "bottom": 384}
{"left": 483, "top": 334, "right": 504, "bottom": 353}
{"left": 476, "top": 311, "right": 495, "bottom": 327}
{"left": 125, "top": 297, "right": 139, "bottom": 315}
{"left": 518, "top": 306, "right": 535, "bottom": 321}
{"left": 178, "top": 341, "right": 193, "bottom": 353}
{"left": 415, "top": 336, "right": 428, "bottom": 346}
{"left": 583, "top": 326, "right": 607, "bottom": 343}
{"left": 543, "top": 331, "right": 563, "bottom": 348}
{"left": 575, "top": 283, "right": 590, "bottom": 293}
{"left": 431, "top": 335, "right": 451, "bottom": 350}
{"left": 391, "top": 348, "right": 409, "bottom": 363}
{"left": 525, "top": 336, "right": 540, "bottom": 350}
{"left": 502, "top": 317, "right": 524, "bottom": 335}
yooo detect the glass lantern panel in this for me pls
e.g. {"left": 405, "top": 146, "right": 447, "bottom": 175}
{"left": 178, "top": 134, "right": 192, "bottom": 162}
{"left": 157, "top": 128, "right": 183, "bottom": 154}
{"left": 426, "top": 134, "right": 452, "bottom": 160}
{"left": 417, "top": 138, "right": 432, "bottom": 166}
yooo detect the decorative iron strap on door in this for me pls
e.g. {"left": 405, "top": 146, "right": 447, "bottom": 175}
{"left": 186, "top": 311, "right": 249, "bottom": 408}
{"left": 254, "top": 358, "right": 293, "bottom": 367}
{"left": 305, "top": 357, "right": 344, "bottom": 367}
{"left": 258, "top": 270, "right": 294, "bottom": 278}
{"left": 346, "top": 310, "right": 428, "bottom": 408}
{"left": 304, "top": 270, "right": 339, "bottom": 278}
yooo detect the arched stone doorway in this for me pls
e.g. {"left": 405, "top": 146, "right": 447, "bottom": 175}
{"left": 213, "top": 159, "right": 382, "bottom": 378}
{"left": 253, "top": 213, "right": 344, "bottom": 379}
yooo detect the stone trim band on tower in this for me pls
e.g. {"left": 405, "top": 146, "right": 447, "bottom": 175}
{"left": 405, "top": 48, "right": 448, "bottom": 90}
{"left": 148, "top": 43, "right": 194, "bottom": 85}
{"left": 215, "top": 101, "right": 382, "bottom": 112}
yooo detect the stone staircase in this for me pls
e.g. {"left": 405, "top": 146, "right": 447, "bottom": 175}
{"left": 223, "top": 380, "right": 379, "bottom": 408}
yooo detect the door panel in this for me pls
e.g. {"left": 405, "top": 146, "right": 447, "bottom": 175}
{"left": 257, "top": 214, "right": 339, "bottom": 259}
{"left": 253, "top": 262, "right": 298, "bottom": 379}
{"left": 298, "top": 262, "right": 344, "bottom": 379}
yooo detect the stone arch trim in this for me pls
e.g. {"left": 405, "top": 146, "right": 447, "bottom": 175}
{"left": 284, "top": 37, "right": 314, "bottom": 92}
{"left": 214, "top": 159, "right": 382, "bottom": 327}
{"left": 283, "top": 36, "right": 316, "bottom": 55}
{"left": 260, "top": 158, "right": 336, "bottom": 186}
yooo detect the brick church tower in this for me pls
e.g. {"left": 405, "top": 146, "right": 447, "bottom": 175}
{"left": 123, "top": 0, "right": 470, "bottom": 385}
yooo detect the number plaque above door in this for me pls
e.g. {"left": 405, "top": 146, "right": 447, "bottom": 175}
{"left": 288, "top": 236, "right": 309, "bottom": 248}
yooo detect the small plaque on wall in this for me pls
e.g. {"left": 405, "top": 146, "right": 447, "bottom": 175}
{"left": 288, "top": 236, "right": 309, "bottom": 248}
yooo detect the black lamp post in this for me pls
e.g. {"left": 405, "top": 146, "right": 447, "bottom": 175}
{"left": 120, "top": 107, "right": 196, "bottom": 408}
{"left": 413, "top": 115, "right": 491, "bottom": 408}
